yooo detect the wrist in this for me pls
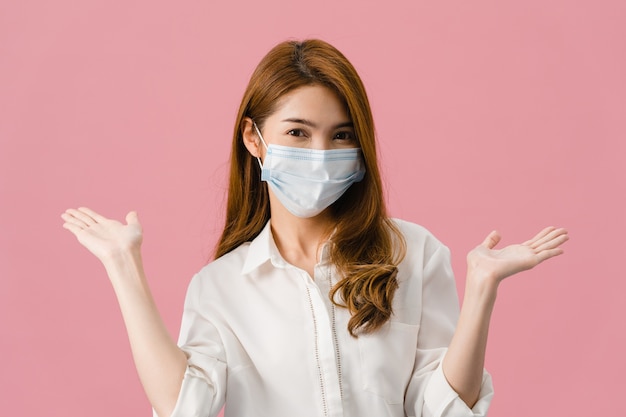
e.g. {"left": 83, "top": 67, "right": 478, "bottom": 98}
{"left": 101, "top": 248, "right": 146, "bottom": 286}
{"left": 101, "top": 245, "right": 142, "bottom": 265}
{"left": 464, "top": 270, "right": 499, "bottom": 307}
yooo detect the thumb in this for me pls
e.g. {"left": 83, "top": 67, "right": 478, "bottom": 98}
{"left": 481, "top": 230, "right": 501, "bottom": 249}
{"left": 126, "top": 211, "right": 139, "bottom": 225}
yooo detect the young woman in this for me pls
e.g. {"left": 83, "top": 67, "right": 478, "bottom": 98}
{"left": 61, "top": 39, "right": 568, "bottom": 417}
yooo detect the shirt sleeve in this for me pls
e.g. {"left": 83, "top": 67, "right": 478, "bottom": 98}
{"left": 154, "top": 273, "right": 227, "bottom": 417}
{"left": 405, "top": 244, "right": 494, "bottom": 417}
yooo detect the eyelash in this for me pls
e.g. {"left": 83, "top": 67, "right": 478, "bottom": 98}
{"left": 287, "top": 129, "right": 306, "bottom": 137}
{"left": 333, "top": 131, "right": 355, "bottom": 141}
{"left": 286, "top": 129, "right": 356, "bottom": 141}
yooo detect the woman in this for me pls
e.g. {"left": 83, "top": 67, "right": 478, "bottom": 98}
{"left": 61, "top": 39, "right": 568, "bottom": 417}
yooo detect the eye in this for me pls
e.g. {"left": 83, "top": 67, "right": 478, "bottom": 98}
{"left": 287, "top": 129, "right": 306, "bottom": 137}
{"left": 333, "top": 131, "right": 356, "bottom": 141}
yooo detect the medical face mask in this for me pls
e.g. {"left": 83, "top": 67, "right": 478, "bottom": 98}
{"left": 253, "top": 123, "right": 366, "bottom": 218}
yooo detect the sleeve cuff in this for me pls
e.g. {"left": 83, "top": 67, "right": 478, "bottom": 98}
{"left": 153, "top": 360, "right": 226, "bottom": 417}
{"left": 423, "top": 360, "right": 494, "bottom": 417}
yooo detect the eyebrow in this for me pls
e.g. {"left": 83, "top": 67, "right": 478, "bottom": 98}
{"left": 281, "top": 118, "right": 354, "bottom": 129}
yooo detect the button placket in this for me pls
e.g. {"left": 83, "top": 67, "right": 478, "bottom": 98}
{"left": 304, "top": 265, "right": 344, "bottom": 417}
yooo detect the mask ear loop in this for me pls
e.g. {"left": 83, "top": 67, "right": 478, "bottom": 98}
{"left": 253, "top": 122, "right": 268, "bottom": 168}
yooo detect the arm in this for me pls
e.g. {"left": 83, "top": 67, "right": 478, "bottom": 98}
{"left": 442, "top": 226, "right": 569, "bottom": 407}
{"left": 62, "top": 207, "right": 187, "bottom": 417}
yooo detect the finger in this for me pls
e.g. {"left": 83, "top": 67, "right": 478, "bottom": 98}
{"left": 522, "top": 226, "right": 556, "bottom": 246}
{"left": 126, "top": 211, "right": 139, "bottom": 225}
{"left": 66, "top": 208, "right": 97, "bottom": 226}
{"left": 530, "top": 227, "right": 568, "bottom": 249}
{"left": 535, "top": 247, "right": 565, "bottom": 263}
{"left": 481, "top": 230, "right": 501, "bottom": 249}
{"left": 61, "top": 212, "right": 88, "bottom": 229}
{"left": 534, "top": 232, "right": 569, "bottom": 252}
{"left": 62, "top": 221, "right": 84, "bottom": 235}
{"left": 77, "top": 207, "right": 107, "bottom": 223}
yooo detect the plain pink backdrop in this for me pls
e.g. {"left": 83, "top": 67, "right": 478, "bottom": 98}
{"left": 1, "top": 1, "right": 624, "bottom": 416}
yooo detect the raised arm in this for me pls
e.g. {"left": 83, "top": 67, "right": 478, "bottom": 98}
{"left": 443, "top": 226, "right": 569, "bottom": 407}
{"left": 61, "top": 207, "right": 187, "bottom": 417}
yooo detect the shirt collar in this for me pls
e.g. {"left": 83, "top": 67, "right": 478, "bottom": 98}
{"left": 241, "top": 220, "right": 285, "bottom": 275}
{"left": 240, "top": 220, "right": 334, "bottom": 276}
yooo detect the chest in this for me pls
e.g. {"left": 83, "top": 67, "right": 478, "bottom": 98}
{"left": 214, "top": 263, "right": 423, "bottom": 399}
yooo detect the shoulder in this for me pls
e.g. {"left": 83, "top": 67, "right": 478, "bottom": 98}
{"left": 389, "top": 218, "right": 448, "bottom": 256}
{"left": 187, "top": 242, "right": 252, "bottom": 296}
{"left": 388, "top": 219, "right": 456, "bottom": 316}
{"left": 388, "top": 218, "right": 453, "bottom": 282}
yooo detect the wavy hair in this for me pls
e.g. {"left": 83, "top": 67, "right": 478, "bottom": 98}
{"left": 215, "top": 39, "right": 406, "bottom": 336}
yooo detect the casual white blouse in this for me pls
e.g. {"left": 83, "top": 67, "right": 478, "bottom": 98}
{"left": 160, "top": 219, "right": 493, "bottom": 417}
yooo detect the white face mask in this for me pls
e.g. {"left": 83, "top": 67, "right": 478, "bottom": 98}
{"left": 254, "top": 123, "right": 366, "bottom": 218}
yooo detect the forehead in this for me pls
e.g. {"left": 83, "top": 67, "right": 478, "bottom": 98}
{"left": 270, "top": 85, "right": 350, "bottom": 123}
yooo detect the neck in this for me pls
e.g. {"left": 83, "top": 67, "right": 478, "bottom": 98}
{"left": 268, "top": 192, "right": 334, "bottom": 268}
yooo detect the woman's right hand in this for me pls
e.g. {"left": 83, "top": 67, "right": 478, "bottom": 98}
{"left": 61, "top": 207, "right": 143, "bottom": 262}
{"left": 63, "top": 207, "right": 187, "bottom": 415}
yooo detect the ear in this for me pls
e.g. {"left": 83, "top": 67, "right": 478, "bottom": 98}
{"left": 241, "top": 117, "right": 262, "bottom": 158}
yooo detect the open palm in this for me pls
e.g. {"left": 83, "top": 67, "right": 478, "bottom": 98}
{"left": 61, "top": 207, "right": 143, "bottom": 261}
{"left": 467, "top": 226, "right": 569, "bottom": 286}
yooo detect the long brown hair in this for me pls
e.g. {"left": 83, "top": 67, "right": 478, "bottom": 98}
{"left": 215, "top": 39, "right": 406, "bottom": 336}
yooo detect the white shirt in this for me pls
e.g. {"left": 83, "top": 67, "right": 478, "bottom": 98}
{"left": 161, "top": 219, "right": 493, "bottom": 417}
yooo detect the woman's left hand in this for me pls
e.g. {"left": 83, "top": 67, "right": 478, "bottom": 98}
{"left": 466, "top": 226, "right": 569, "bottom": 292}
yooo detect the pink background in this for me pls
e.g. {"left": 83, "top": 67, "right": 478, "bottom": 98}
{"left": 1, "top": 1, "right": 624, "bottom": 415}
